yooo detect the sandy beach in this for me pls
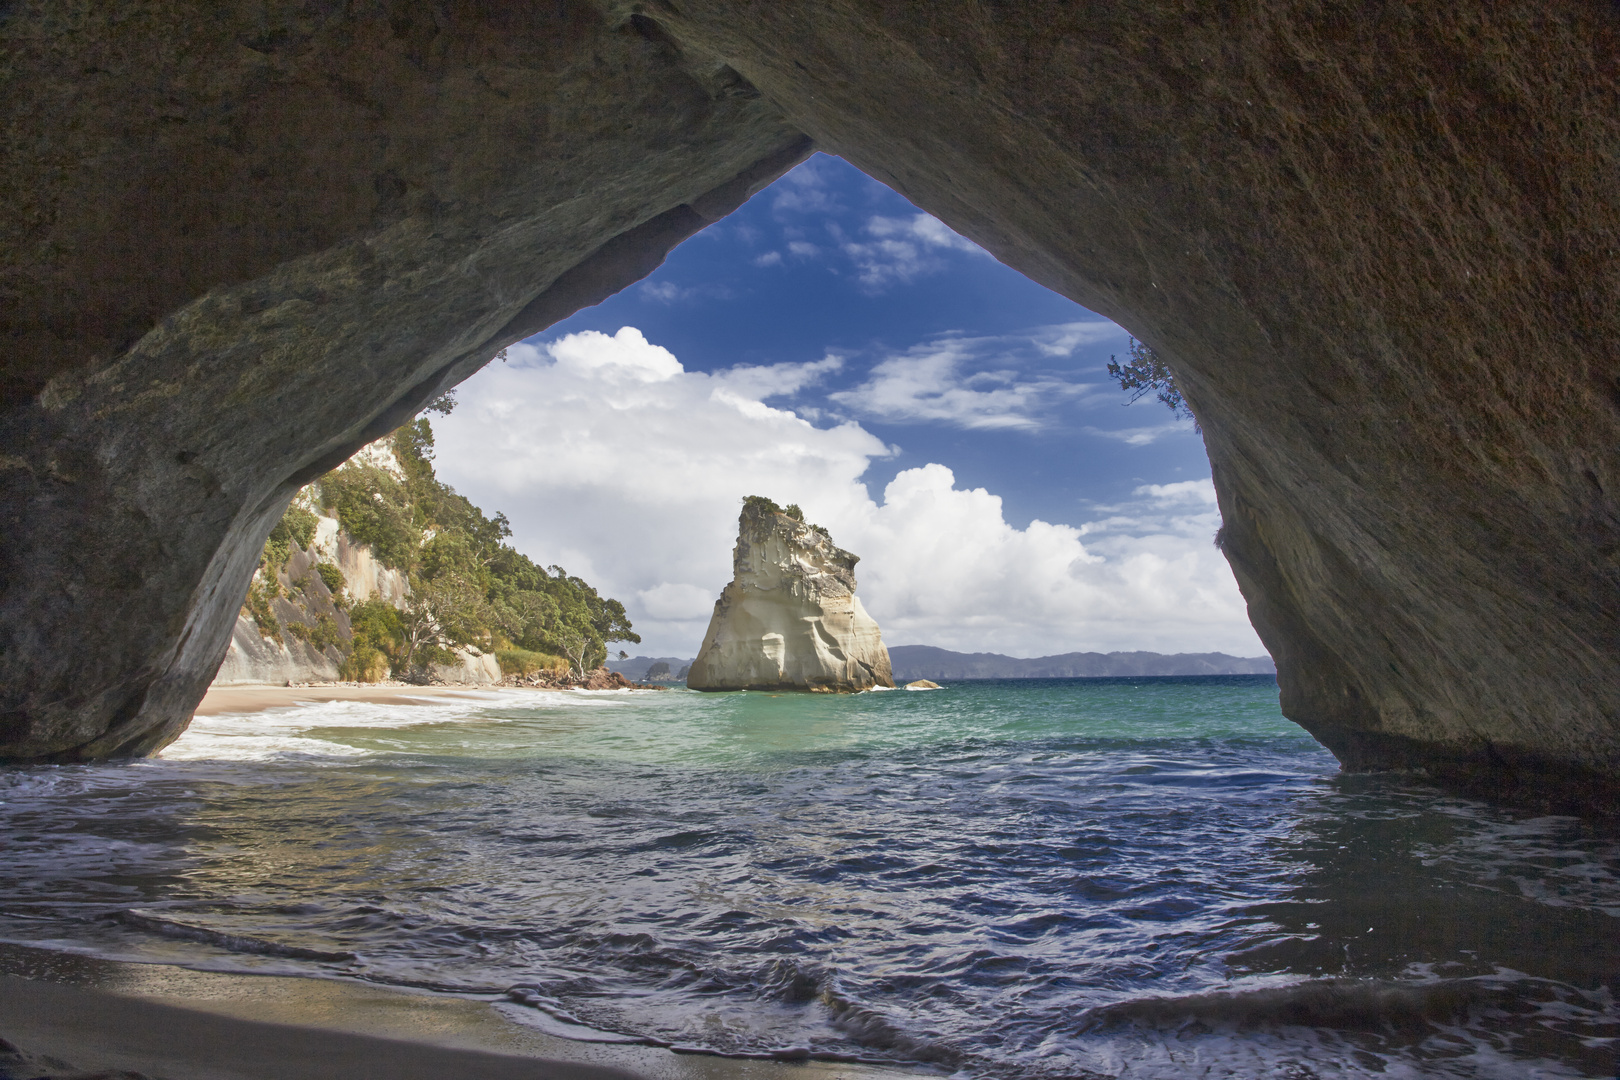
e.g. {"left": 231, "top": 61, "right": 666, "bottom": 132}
{"left": 0, "top": 942, "right": 917, "bottom": 1080}
{"left": 194, "top": 683, "right": 519, "bottom": 716}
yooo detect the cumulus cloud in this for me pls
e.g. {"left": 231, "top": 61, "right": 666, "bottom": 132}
{"left": 830, "top": 337, "right": 1094, "bottom": 431}
{"left": 841, "top": 213, "right": 990, "bottom": 291}
{"left": 434, "top": 328, "right": 1263, "bottom": 658}
{"left": 827, "top": 467, "right": 1249, "bottom": 656}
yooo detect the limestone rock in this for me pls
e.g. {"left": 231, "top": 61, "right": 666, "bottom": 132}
{"left": 688, "top": 504, "right": 893, "bottom": 693}
{"left": 905, "top": 680, "right": 942, "bottom": 691}
{"left": 430, "top": 648, "right": 503, "bottom": 687}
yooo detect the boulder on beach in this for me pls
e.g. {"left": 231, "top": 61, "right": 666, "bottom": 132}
{"left": 688, "top": 499, "right": 893, "bottom": 693}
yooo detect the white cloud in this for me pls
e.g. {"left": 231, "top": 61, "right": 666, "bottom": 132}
{"left": 639, "top": 280, "right": 685, "bottom": 303}
{"left": 830, "top": 337, "right": 1093, "bottom": 431}
{"left": 714, "top": 354, "right": 843, "bottom": 402}
{"left": 753, "top": 251, "right": 783, "bottom": 267}
{"left": 549, "top": 326, "right": 681, "bottom": 383}
{"left": 826, "top": 466, "right": 1251, "bottom": 656}
{"left": 841, "top": 213, "right": 989, "bottom": 291}
{"left": 870, "top": 213, "right": 985, "bottom": 254}
{"left": 771, "top": 161, "right": 840, "bottom": 214}
{"left": 1084, "top": 421, "right": 1195, "bottom": 446}
{"left": 787, "top": 240, "right": 821, "bottom": 258}
{"left": 1032, "top": 320, "right": 1129, "bottom": 357}
{"left": 637, "top": 583, "right": 716, "bottom": 621}
{"left": 636, "top": 280, "right": 732, "bottom": 305}
{"left": 1134, "top": 479, "right": 1218, "bottom": 504}
{"left": 434, "top": 329, "right": 1263, "bottom": 659}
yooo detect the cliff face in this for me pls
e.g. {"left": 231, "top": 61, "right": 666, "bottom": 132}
{"left": 212, "top": 443, "right": 501, "bottom": 689}
{"left": 213, "top": 540, "right": 348, "bottom": 686}
{"left": 211, "top": 510, "right": 500, "bottom": 688}
{"left": 1, "top": 3, "right": 1617, "bottom": 817}
{"left": 688, "top": 506, "right": 893, "bottom": 693}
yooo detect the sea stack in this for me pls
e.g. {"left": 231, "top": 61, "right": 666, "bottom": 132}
{"left": 688, "top": 498, "right": 894, "bottom": 693}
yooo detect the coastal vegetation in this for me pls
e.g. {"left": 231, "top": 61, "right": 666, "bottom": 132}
{"left": 740, "top": 494, "right": 804, "bottom": 521}
{"left": 245, "top": 400, "right": 638, "bottom": 681}
{"left": 1106, "top": 337, "right": 1197, "bottom": 429}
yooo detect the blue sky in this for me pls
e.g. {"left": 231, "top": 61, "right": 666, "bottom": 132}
{"left": 433, "top": 155, "right": 1263, "bottom": 659}
{"left": 542, "top": 154, "right": 1205, "bottom": 529}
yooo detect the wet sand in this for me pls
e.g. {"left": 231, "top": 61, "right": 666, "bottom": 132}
{"left": 195, "top": 683, "right": 513, "bottom": 716}
{"left": 0, "top": 943, "right": 917, "bottom": 1080}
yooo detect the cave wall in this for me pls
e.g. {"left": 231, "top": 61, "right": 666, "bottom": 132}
{"left": 644, "top": 1, "right": 1620, "bottom": 816}
{"left": 3, "top": 2, "right": 1617, "bottom": 816}
{"left": 0, "top": 0, "right": 810, "bottom": 757}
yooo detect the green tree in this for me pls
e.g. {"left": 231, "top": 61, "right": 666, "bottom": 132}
{"left": 397, "top": 571, "right": 490, "bottom": 679}
{"left": 1106, "top": 337, "right": 1198, "bottom": 430}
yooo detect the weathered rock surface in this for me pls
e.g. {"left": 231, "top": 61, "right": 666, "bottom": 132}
{"left": 0, "top": 1, "right": 810, "bottom": 759}
{"left": 688, "top": 504, "right": 892, "bottom": 693}
{"left": 211, "top": 517, "right": 501, "bottom": 689}
{"left": 1, "top": 3, "right": 1617, "bottom": 817}
{"left": 505, "top": 666, "right": 637, "bottom": 691}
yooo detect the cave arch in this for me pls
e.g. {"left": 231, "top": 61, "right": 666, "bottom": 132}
{"left": 3, "top": 3, "right": 1617, "bottom": 817}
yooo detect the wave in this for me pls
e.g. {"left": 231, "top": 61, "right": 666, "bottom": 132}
{"left": 114, "top": 910, "right": 357, "bottom": 964}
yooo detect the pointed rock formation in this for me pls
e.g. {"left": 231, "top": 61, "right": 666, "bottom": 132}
{"left": 688, "top": 500, "right": 893, "bottom": 693}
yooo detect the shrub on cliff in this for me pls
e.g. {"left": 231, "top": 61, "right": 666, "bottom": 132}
{"left": 314, "top": 562, "right": 345, "bottom": 605}
{"left": 242, "top": 577, "right": 282, "bottom": 644}
{"left": 320, "top": 465, "right": 418, "bottom": 569}
{"left": 742, "top": 494, "right": 783, "bottom": 517}
{"left": 261, "top": 505, "right": 317, "bottom": 572}
{"left": 1106, "top": 337, "right": 1198, "bottom": 429}
{"left": 343, "top": 598, "right": 404, "bottom": 681}
{"left": 495, "top": 647, "right": 568, "bottom": 678}
{"left": 742, "top": 494, "right": 807, "bottom": 523}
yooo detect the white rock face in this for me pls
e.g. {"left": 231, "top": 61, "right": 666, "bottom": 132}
{"left": 432, "top": 647, "right": 503, "bottom": 686}
{"left": 213, "top": 613, "right": 343, "bottom": 686}
{"left": 688, "top": 503, "right": 893, "bottom": 693}
{"left": 212, "top": 509, "right": 500, "bottom": 688}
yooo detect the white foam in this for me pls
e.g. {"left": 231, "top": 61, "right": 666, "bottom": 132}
{"left": 159, "top": 689, "right": 583, "bottom": 763}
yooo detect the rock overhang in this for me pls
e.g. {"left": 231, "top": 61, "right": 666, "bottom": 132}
{"left": 0, "top": 2, "right": 1615, "bottom": 821}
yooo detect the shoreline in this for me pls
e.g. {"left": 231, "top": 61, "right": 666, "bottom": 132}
{"left": 196, "top": 682, "right": 510, "bottom": 716}
{"left": 0, "top": 941, "right": 921, "bottom": 1080}
{"left": 195, "top": 682, "right": 600, "bottom": 716}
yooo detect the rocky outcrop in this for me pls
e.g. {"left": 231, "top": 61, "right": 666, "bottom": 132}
{"left": 688, "top": 503, "right": 893, "bottom": 692}
{"left": 2, "top": 4, "right": 1617, "bottom": 817}
{"left": 430, "top": 649, "right": 502, "bottom": 687}
{"left": 505, "top": 666, "right": 639, "bottom": 691}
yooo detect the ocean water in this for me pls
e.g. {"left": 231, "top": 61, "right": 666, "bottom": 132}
{"left": 1, "top": 677, "right": 1616, "bottom": 1078}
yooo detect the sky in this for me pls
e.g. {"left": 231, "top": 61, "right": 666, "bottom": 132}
{"left": 432, "top": 154, "right": 1265, "bottom": 660}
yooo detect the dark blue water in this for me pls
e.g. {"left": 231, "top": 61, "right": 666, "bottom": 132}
{"left": 1, "top": 677, "right": 1616, "bottom": 1078}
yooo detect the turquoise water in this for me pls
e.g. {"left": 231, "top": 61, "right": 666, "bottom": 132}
{"left": 1, "top": 678, "right": 1617, "bottom": 1078}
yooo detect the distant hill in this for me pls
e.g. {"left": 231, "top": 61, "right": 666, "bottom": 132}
{"left": 888, "top": 645, "right": 1275, "bottom": 681}
{"left": 607, "top": 655, "right": 695, "bottom": 682}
